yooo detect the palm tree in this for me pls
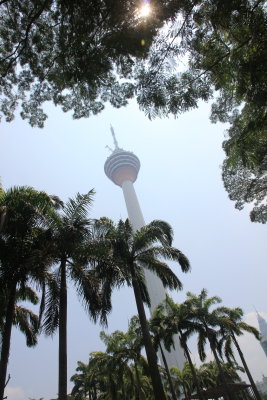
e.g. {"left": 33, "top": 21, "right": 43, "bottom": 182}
{"left": 91, "top": 350, "right": 135, "bottom": 400}
{"left": 94, "top": 218, "right": 190, "bottom": 400}
{"left": 0, "top": 186, "right": 59, "bottom": 400}
{"left": 0, "top": 284, "right": 39, "bottom": 347}
{"left": 100, "top": 325, "right": 151, "bottom": 400}
{"left": 149, "top": 309, "right": 179, "bottom": 400}
{"left": 126, "top": 315, "right": 152, "bottom": 400}
{"left": 218, "top": 307, "right": 262, "bottom": 400}
{"left": 41, "top": 191, "right": 110, "bottom": 400}
{"left": 70, "top": 361, "right": 92, "bottom": 400}
{"left": 0, "top": 282, "right": 40, "bottom": 396}
{"left": 71, "top": 322, "right": 154, "bottom": 400}
{"left": 168, "top": 363, "right": 194, "bottom": 400}
{"left": 71, "top": 354, "right": 117, "bottom": 400}
{"left": 198, "top": 361, "right": 244, "bottom": 390}
{"left": 150, "top": 296, "right": 205, "bottom": 400}
{"left": 184, "top": 290, "right": 236, "bottom": 400}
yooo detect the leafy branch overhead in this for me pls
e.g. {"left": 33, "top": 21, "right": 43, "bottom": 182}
{"left": 1, "top": 0, "right": 266, "bottom": 126}
{"left": 0, "top": 0, "right": 186, "bottom": 126}
{"left": 0, "top": 0, "right": 266, "bottom": 221}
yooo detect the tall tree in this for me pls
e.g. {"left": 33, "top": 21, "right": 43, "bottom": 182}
{"left": 94, "top": 218, "right": 190, "bottom": 400}
{"left": 138, "top": 0, "right": 267, "bottom": 143}
{"left": 1, "top": 0, "right": 266, "bottom": 139}
{"left": 41, "top": 191, "right": 110, "bottom": 400}
{"left": 0, "top": 0, "right": 189, "bottom": 127}
{"left": 0, "top": 186, "right": 59, "bottom": 400}
{"left": 168, "top": 363, "right": 195, "bottom": 400}
{"left": 150, "top": 296, "right": 204, "bottom": 400}
{"left": 100, "top": 324, "right": 151, "bottom": 400}
{"left": 198, "top": 361, "right": 244, "bottom": 390}
{"left": 138, "top": 0, "right": 267, "bottom": 222}
{"left": 218, "top": 307, "right": 261, "bottom": 400}
{"left": 184, "top": 290, "right": 236, "bottom": 400}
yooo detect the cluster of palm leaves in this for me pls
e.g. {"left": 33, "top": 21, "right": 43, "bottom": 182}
{"left": 150, "top": 291, "right": 261, "bottom": 400}
{"left": 70, "top": 301, "right": 258, "bottom": 400}
{"left": 0, "top": 186, "right": 190, "bottom": 400}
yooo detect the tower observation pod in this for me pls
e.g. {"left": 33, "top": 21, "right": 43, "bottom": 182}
{"left": 104, "top": 127, "right": 185, "bottom": 370}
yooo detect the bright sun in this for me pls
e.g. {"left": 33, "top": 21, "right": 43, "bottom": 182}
{"left": 139, "top": 3, "right": 151, "bottom": 17}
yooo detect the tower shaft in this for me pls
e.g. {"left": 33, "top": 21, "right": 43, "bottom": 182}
{"left": 121, "top": 179, "right": 185, "bottom": 369}
{"left": 104, "top": 129, "right": 185, "bottom": 370}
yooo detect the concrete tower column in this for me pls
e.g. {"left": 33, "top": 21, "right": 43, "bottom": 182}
{"left": 104, "top": 127, "right": 185, "bottom": 370}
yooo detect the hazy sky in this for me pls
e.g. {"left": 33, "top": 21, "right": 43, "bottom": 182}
{"left": 1, "top": 98, "right": 266, "bottom": 400}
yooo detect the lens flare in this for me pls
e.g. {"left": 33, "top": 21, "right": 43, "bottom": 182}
{"left": 139, "top": 3, "right": 151, "bottom": 17}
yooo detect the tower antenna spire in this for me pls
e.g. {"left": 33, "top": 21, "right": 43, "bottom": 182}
{"left": 110, "top": 125, "right": 119, "bottom": 149}
{"left": 253, "top": 305, "right": 260, "bottom": 317}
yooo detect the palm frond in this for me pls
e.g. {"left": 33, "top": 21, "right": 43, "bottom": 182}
{"left": 222, "top": 335, "right": 235, "bottom": 363}
{"left": 137, "top": 246, "right": 190, "bottom": 272}
{"left": 133, "top": 221, "right": 173, "bottom": 252}
{"left": 63, "top": 190, "right": 95, "bottom": 221}
{"left": 237, "top": 322, "right": 260, "bottom": 339}
{"left": 91, "top": 217, "right": 115, "bottom": 239}
{"left": 14, "top": 306, "right": 39, "bottom": 347}
{"left": 146, "top": 220, "right": 174, "bottom": 245}
{"left": 15, "top": 285, "right": 39, "bottom": 304}
{"left": 197, "top": 330, "right": 207, "bottom": 362}
{"left": 71, "top": 265, "right": 111, "bottom": 326}
{"left": 205, "top": 295, "right": 222, "bottom": 309}
{"left": 42, "top": 271, "right": 60, "bottom": 335}
{"left": 137, "top": 257, "right": 183, "bottom": 291}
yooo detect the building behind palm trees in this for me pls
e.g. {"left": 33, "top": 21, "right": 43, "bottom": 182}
{"left": 256, "top": 375, "right": 267, "bottom": 396}
{"left": 257, "top": 312, "right": 267, "bottom": 357}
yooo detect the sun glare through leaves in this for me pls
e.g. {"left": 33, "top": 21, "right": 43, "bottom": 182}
{"left": 139, "top": 3, "right": 151, "bottom": 18}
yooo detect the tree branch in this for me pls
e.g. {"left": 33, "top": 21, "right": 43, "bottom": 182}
{"left": 151, "top": 0, "right": 199, "bottom": 78}
{"left": 1, "top": 0, "right": 51, "bottom": 77}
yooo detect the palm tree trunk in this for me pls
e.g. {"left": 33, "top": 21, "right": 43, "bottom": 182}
{"left": 134, "top": 361, "right": 142, "bottom": 400}
{"left": 131, "top": 275, "right": 167, "bottom": 400}
{"left": 58, "top": 259, "right": 68, "bottom": 400}
{"left": 231, "top": 333, "right": 262, "bottom": 400}
{"left": 0, "top": 281, "right": 16, "bottom": 400}
{"left": 182, "top": 382, "right": 189, "bottom": 400}
{"left": 209, "top": 340, "right": 235, "bottom": 400}
{"left": 202, "top": 323, "right": 234, "bottom": 400}
{"left": 110, "top": 375, "right": 117, "bottom": 400}
{"left": 159, "top": 342, "right": 178, "bottom": 400}
{"left": 180, "top": 337, "right": 204, "bottom": 400}
{"left": 121, "top": 376, "right": 126, "bottom": 400}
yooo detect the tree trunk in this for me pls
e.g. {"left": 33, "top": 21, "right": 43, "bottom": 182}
{"left": 202, "top": 322, "right": 235, "bottom": 400}
{"left": 134, "top": 361, "right": 142, "bottom": 400}
{"left": 58, "top": 259, "right": 68, "bottom": 400}
{"left": 180, "top": 336, "right": 204, "bottom": 400}
{"left": 159, "top": 342, "right": 177, "bottom": 400}
{"left": 121, "top": 375, "right": 126, "bottom": 400}
{"left": 131, "top": 275, "right": 167, "bottom": 400}
{"left": 109, "top": 375, "right": 117, "bottom": 400}
{"left": 182, "top": 382, "right": 189, "bottom": 400}
{"left": 232, "top": 333, "right": 262, "bottom": 400}
{"left": 209, "top": 339, "right": 235, "bottom": 400}
{"left": 0, "top": 281, "right": 17, "bottom": 400}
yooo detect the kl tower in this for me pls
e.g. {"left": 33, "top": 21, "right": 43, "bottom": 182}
{"left": 104, "top": 126, "right": 185, "bottom": 369}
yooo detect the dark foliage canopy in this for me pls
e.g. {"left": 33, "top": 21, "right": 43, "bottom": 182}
{"left": 222, "top": 159, "right": 267, "bottom": 223}
{"left": 0, "top": 0, "right": 187, "bottom": 126}
{"left": 1, "top": 0, "right": 266, "bottom": 221}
